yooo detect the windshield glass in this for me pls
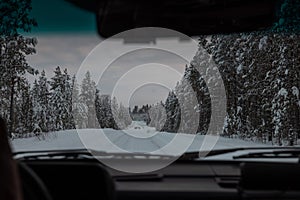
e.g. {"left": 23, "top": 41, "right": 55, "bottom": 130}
{"left": 1, "top": 0, "right": 299, "bottom": 156}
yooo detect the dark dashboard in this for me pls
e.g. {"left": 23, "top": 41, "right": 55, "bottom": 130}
{"left": 17, "top": 156, "right": 300, "bottom": 200}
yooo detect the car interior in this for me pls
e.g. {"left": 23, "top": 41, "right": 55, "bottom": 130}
{"left": 1, "top": 0, "right": 300, "bottom": 200}
{"left": 3, "top": 123, "right": 300, "bottom": 200}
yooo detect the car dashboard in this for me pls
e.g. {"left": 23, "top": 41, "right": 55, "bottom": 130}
{"left": 16, "top": 154, "right": 300, "bottom": 200}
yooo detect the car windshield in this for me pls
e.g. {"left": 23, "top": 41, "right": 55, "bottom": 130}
{"left": 1, "top": 0, "right": 300, "bottom": 157}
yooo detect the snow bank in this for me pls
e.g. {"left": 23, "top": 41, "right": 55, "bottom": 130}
{"left": 12, "top": 122, "right": 269, "bottom": 154}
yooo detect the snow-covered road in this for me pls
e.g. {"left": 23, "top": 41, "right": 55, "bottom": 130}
{"left": 12, "top": 121, "right": 268, "bottom": 154}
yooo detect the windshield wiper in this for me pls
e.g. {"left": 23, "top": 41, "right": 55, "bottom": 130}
{"left": 14, "top": 147, "right": 300, "bottom": 161}
{"left": 14, "top": 149, "right": 175, "bottom": 160}
{"left": 14, "top": 149, "right": 98, "bottom": 160}
{"left": 179, "top": 147, "right": 300, "bottom": 160}
{"left": 233, "top": 149, "right": 300, "bottom": 160}
{"left": 13, "top": 148, "right": 89, "bottom": 156}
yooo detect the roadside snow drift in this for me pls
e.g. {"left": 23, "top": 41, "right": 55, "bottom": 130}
{"left": 12, "top": 121, "right": 268, "bottom": 155}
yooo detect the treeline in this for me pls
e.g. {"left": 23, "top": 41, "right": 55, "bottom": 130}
{"left": 0, "top": 0, "right": 131, "bottom": 138}
{"left": 0, "top": 66, "right": 131, "bottom": 138}
{"left": 149, "top": 33, "right": 300, "bottom": 146}
{"left": 147, "top": 0, "right": 300, "bottom": 146}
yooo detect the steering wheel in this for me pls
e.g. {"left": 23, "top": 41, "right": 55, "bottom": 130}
{"left": 18, "top": 162, "right": 53, "bottom": 200}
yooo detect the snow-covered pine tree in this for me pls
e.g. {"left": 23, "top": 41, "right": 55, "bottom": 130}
{"left": 15, "top": 78, "right": 33, "bottom": 137}
{"left": 80, "top": 71, "right": 97, "bottom": 128}
{"left": 0, "top": 34, "right": 38, "bottom": 136}
{"left": 148, "top": 102, "right": 166, "bottom": 131}
{"left": 270, "top": 34, "right": 300, "bottom": 146}
{"left": 37, "top": 70, "right": 50, "bottom": 132}
{"left": 73, "top": 76, "right": 88, "bottom": 129}
{"left": 50, "top": 67, "right": 67, "bottom": 131}
{"left": 118, "top": 103, "right": 132, "bottom": 128}
{"left": 96, "top": 94, "right": 117, "bottom": 129}
{"left": 162, "top": 91, "right": 180, "bottom": 133}
{"left": 31, "top": 79, "right": 43, "bottom": 137}
{"left": 184, "top": 63, "right": 212, "bottom": 134}
{"left": 62, "top": 69, "right": 74, "bottom": 130}
{"left": 109, "top": 97, "right": 132, "bottom": 130}
{"left": 110, "top": 96, "right": 120, "bottom": 129}
{"left": 94, "top": 88, "right": 101, "bottom": 129}
{"left": 199, "top": 34, "right": 241, "bottom": 137}
{"left": 0, "top": 0, "right": 37, "bottom": 137}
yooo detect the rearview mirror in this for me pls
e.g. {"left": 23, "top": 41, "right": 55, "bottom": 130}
{"left": 67, "top": 0, "right": 279, "bottom": 38}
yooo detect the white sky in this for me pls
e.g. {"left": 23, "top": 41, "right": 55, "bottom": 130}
{"left": 26, "top": 33, "right": 197, "bottom": 106}
{"left": 26, "top": 33, "right": 100, "bottom": 79}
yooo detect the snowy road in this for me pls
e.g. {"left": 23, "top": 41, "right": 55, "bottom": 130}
{"left": 12, "top": 121, "right": 268, "bottom": 155}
